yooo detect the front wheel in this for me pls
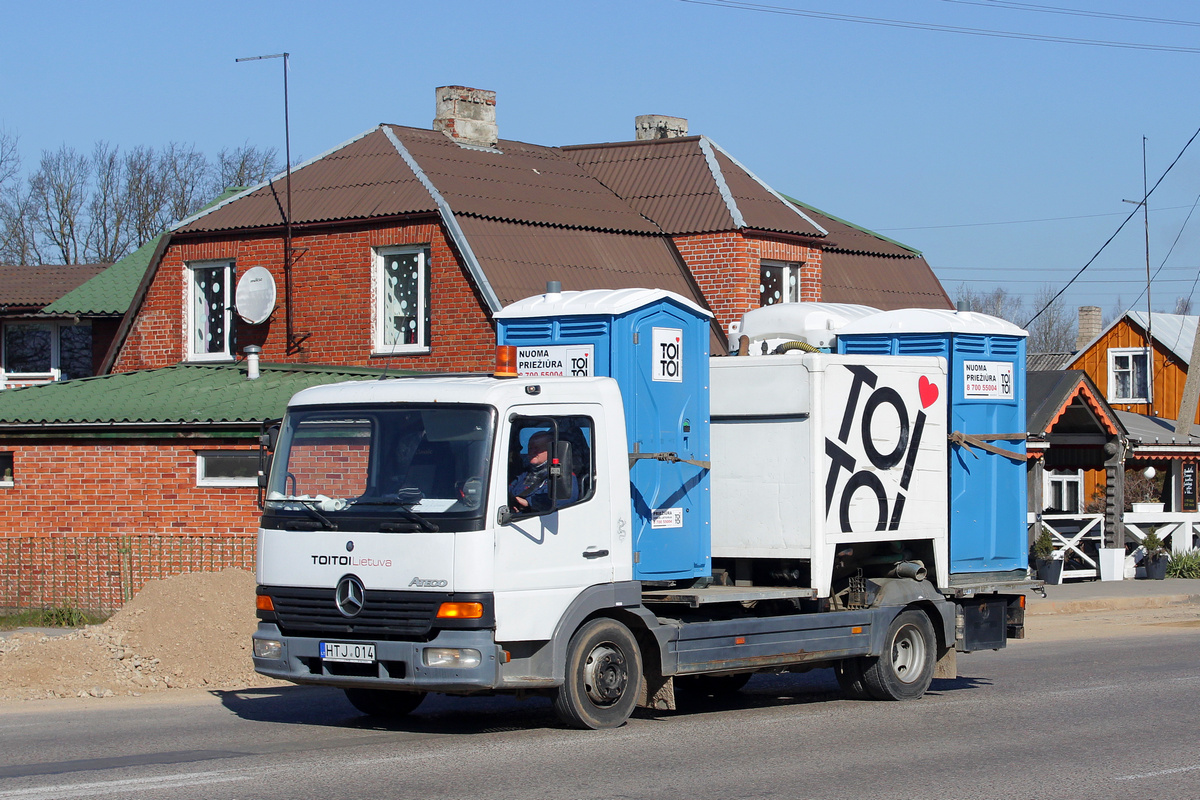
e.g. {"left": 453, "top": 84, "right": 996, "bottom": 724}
{"left": 553, "top": 618, "right": 643, "bottom": 729}
{"left": 861, "top": 609, "right": 936, "bottom": 701}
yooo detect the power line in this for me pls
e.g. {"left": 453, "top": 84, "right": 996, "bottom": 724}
{"left": 877, "top": 204, "right": 1200, "bottom": 232}
{"left": 938, "top": 0, "right": 1200, "bottom": 29}
{"left": 680, "top": 0, "right": 1200, "bottom": 53}
{"left": 1024, "top": 123, "right": 1200, "bottom": 327}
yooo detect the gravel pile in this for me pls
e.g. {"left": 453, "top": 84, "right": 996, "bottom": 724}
{"left": 0, "top": 569, "right": 285, "bottom": 701}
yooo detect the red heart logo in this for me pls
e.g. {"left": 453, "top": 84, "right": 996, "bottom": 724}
{"left": 919, "top": 376, "right": 938, "bottom": 408}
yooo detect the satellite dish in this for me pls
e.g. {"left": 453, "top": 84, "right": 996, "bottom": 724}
{"left": 235, "top": 267, "right": 277, "bottom": 325}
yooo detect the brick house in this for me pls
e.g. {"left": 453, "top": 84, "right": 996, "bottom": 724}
{"left": 0, "top": 263, "right": 111, "bottom": 389}
{"left": 1, "top": 86, "right": 952, "bottom": 611}
{"left": 110, "top": 87, "right": 949, "bottom": 375}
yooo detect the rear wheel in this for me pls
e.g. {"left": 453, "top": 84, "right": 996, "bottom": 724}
{"left": 553, "top": 618, "right": 642, "bottom": 729}
{"left": 862, "top": 609, "right": 936, "bottom": 701}
{"left": 834, "top": 658, "right": 871, "bottom": 700}
{"left": 343, "top": 688, "right": 427, "bottom": 719}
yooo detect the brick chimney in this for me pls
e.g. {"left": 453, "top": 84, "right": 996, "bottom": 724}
{"left": 433, "top": 86, "right": 498, "bottom": 148}
{"left": 635, "top": 115, "right": 688, "bottom": 140}
{"left": 1077, "top": 306, "right": 1102, "bottom": 350}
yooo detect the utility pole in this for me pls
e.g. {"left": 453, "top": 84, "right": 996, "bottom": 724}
{"left": 1123, "top": 137, "right": 1154, "bottom": 416}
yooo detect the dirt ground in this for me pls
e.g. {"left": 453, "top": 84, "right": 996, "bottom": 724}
{"left": 0, "top": 570, "right": 1196, "bottom": 704}
{"left": 0, "top": 569, "right": 286, "bottom": 702}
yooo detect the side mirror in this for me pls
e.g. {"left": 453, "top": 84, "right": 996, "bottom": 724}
{"left": 497, "top": 506, "right": 514, "bottom": 526}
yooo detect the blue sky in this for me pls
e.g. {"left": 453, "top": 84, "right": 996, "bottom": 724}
{"left": 4, "top": 0, "right": 1200, "bottom": 326}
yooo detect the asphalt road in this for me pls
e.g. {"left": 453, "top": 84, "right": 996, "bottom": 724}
{"left": 0, "top": 622, "right": 1198, "bottom": 800}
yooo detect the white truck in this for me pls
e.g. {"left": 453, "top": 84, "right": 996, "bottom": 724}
{"left": 252, "top": 288, "right": 1035, "bottom": 728}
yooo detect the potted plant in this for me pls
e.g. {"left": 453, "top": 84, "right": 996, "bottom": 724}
{"left": 1031, "top": 528, "right": 1064, "bottom": 585}
{"left": 1141, "top": 529, "right": 1169, "bottom": 580}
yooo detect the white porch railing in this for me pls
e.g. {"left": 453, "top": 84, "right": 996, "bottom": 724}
{"left": 1122, "top": 511, "right": 1200, "bottom": 555}
{"left": 1029, "top": 513, "right": 1104, "bottom": 580}
{"left": 1028, "top": 511, "right": 1200, "bottom": 581}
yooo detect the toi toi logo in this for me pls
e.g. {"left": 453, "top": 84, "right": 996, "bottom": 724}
{"left": 824, "top": 365, "right": 938, "bottom": 533}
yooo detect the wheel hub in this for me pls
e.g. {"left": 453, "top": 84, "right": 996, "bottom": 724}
{"left": 890, "top": 625, "right": 928, "bottom": 684}
{"left": 582, "top": 644, "right": 627, "bottom": 705}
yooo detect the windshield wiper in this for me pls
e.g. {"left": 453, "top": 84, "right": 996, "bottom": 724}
{"left": 352, "top": 491, "right": 440, "bottom": 532}
{"left": 288, "top": 499, "right": 337, "bottom": 530}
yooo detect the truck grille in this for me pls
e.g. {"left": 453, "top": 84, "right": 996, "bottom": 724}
{"left": 267, "top": 586, "right": 440, "bottom": 640}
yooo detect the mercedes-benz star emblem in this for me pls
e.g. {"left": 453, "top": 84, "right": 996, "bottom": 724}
{"left": 335, "top": 575, "right": 365, "bottom": 618}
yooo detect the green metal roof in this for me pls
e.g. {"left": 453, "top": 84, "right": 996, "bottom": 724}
{"left": 0, "top": 363, "right": 414, "bottom": 428}
{"left": 43, "top": 235, "right": 163, "bottom": 315}
{"left": 44, "top": 189, "right": 248, "bottom": 316}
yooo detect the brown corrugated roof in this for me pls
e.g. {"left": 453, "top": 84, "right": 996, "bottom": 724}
{"left": 456, "top": 217, "right": 700, "bottom": 306}
{"left": 820, "top": 251, "right": 952, "bottom": 310}
{"left": 710, "top": 149, "right": 824, "bottom": 237}
{"left": 564, "top": 138, "right": 735, "bottom": 234}
{"left": 389, "top": 127, "right": 659, "bottom": 233}
{"left": 563, "top": 137, "right": 825, "bottom": 239}
{"left": 0, "top": 263, "right": 110, "bottom": 310}
{"left": 175, "top": 129, "right": 437, "bottom": 233}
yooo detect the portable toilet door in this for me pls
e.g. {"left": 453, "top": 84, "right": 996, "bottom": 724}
{"left": 837, "top": 309, "right": 1029, "bottom": 579}
{"left": 495, "top": 288, "right": 713, "bottom": 582}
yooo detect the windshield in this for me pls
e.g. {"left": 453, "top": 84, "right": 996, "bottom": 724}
{"left": 264, "top": 404, "right": 495, "bottom": 532}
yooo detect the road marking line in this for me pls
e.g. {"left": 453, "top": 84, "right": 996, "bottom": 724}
{"left": 0, "top": 769, "right": 248, "bottom": 800}
{"left": 1116, "top": 763, "right": 1200, "bottom": 781}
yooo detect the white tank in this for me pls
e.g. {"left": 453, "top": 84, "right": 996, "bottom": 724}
{"left": 730, "top": 302, "right": 881, "bottom": 354}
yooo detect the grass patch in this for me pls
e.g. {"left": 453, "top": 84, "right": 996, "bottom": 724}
{"left": 1166, "top": 549, "right": 1200, "bottom": 579}
{"left": 0, "top": 603, "right": 108, "bottom": 630}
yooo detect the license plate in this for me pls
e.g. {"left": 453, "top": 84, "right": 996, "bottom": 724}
{"left": 319, "top": 641, "right": 376, "bottom": 663}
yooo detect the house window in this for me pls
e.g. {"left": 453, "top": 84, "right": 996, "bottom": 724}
{"left": 374, "top": 246, "right": 431, "bottom": 354}
{"left": 1, "top": 321, "right": 93, "bottom": 381}
{"left": 196, "top": 451, "right": 259, "bottom": 487}
{"left": 1044, "top": 469, "right": 1083, "bottom": 514}
{"left": 0, "top": 452, "right": 12, "bottom": 487}
{"left": 1108, "top": 347, "right": 1149, "bottom": 402}
{"left": 188, "top": 260, "right": 235, "bottom": 361}
{"left": 760, "top": 260, "right": 803, "bottom": 306}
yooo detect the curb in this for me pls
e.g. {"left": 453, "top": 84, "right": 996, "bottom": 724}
{"left": 1026, "top": 594, "right": 1200, "bottom": 616}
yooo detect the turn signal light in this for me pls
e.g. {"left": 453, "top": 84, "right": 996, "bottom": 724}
{"left": 437, "top": 602, "right": 484, "bottom": 619}
{"left": 256, "top": 595, "right": 275, "bottom": 611}
{"left": 495, "top": 346, "right": 518, "bottom": 378}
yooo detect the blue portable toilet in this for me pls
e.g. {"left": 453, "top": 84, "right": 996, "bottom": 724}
{"left": 836, "top": 310, "right": 1028, "bottom": 579}
{"left": 495, "top": 288, "right": 713, "bottom": 582}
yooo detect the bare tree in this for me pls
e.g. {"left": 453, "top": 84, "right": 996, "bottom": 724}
{"left": 123, "top": 145, "right": 169, "bottom": 248}
{"left": 85, "top": 141, "right": 130, "bottom": 263}
{"left": 29, "top": 145, "right": 90, "bottom": 265}
{"left": 215, "top": 143, "right": 279, "bottom": 192}
{"left": 0, "top": 129, "right": 18, "bottom": 190}
{"left": 1173, "top": 296, "right": 1193, "bottom": 315}
{"left": 953, "top": 284, "right": 1027, "bottom": 322}
{"left": 0, "top": 183, "right": 43, "bottom": 266}
{"left": 160, "top": 142, "right": 209, "bottom": 225}
{"left": 1025, "top": 284, "right": 1076, "bottom": 352}
{"left": 0, "top": 136, "right": 276, "bottom": 264}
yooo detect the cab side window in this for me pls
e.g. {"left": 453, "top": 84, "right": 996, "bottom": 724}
{"left": 507, "top": 416, "right": 595, "bottom": 515}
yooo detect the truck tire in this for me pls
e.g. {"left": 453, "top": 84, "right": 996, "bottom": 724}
{"left": 861, "top": 609, "right": 936, "bottom": 701}
{"left": 834, "top": 658, "right": 871, "bottom": 700}
{"left": 343, "top": 688, "right": 427, "bottom": 719}
{"left": 553, "top": 618, "right": 642, "bottom": 729}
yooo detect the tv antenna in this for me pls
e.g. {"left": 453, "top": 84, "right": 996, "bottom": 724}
{"left": 235, "top": 51, "right": 310, "bottom": 354}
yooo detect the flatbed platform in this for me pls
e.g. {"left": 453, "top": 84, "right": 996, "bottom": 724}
{"left": 641, "top": 585, "right": 817, "bottom": 608}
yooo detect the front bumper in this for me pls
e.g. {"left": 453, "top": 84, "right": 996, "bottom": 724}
{"left": 252, "top": 623, "right": 502, "bottom": 692}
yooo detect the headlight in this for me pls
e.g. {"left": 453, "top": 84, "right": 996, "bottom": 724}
{"left": 253, "top": 638, "right": 283, "bottom": 659}
{"left": 423, "top": 647, "right": 482, "bottom": 668}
